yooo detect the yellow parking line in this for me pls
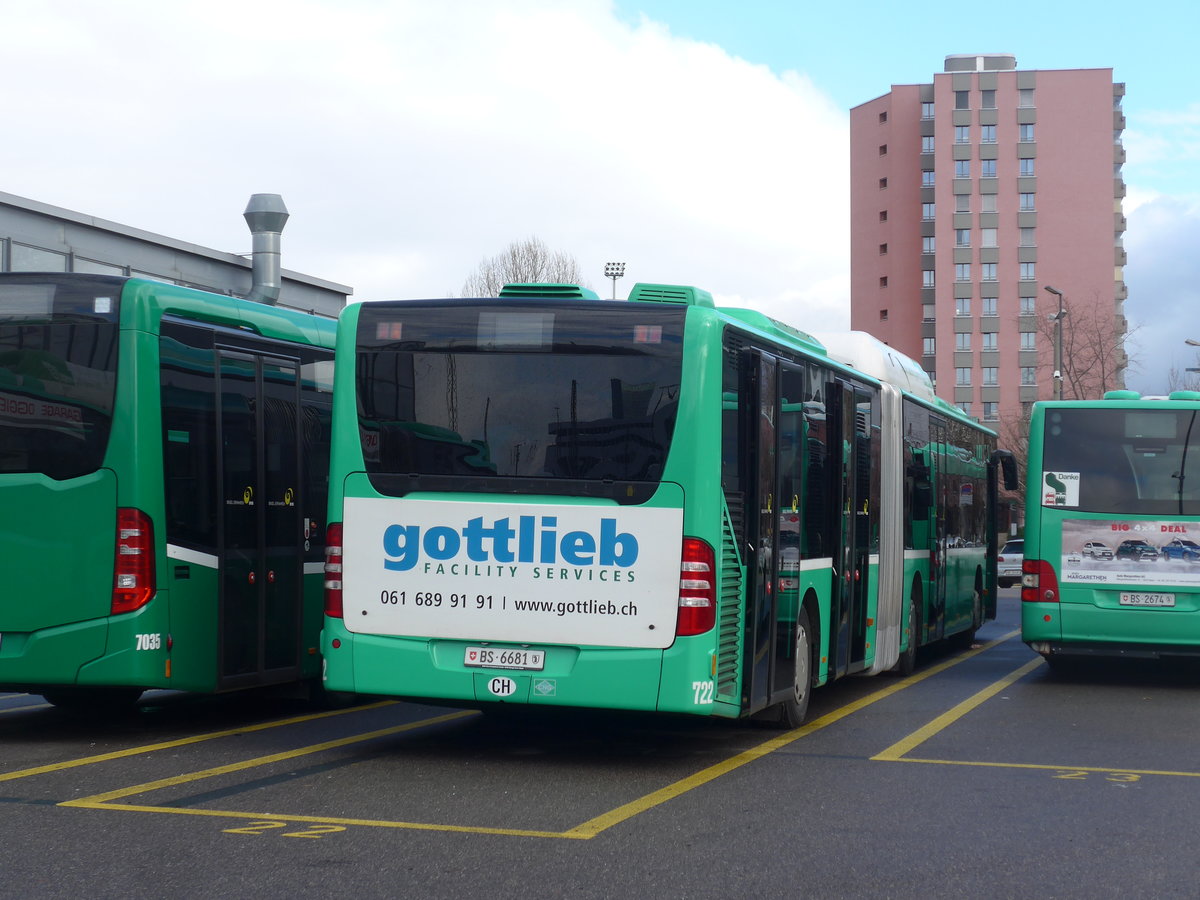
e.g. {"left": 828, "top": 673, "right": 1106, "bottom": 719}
{"left": 0, "top": 701, "right": 51, "bottom": 716}
{"left": 873, "top": 656, "right": 1044, "bottom": 762}
{"left": 0, "top": 700, "right": 396, "bottom": 783}
{"left": 564, "top": 629, "right": 1021, "bottom": 839}
{"left": 60, "top": 709, "right": 477, "bottom": 806}
{"left": 880, "top": 758, "right": 1200, "bottom": 778}
{"left": 59, "top": 630, "right": 1022, "bottom": 839}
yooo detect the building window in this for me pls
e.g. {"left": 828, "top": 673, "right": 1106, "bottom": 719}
{"left": 958, "top": 402, "right": 972, "bottom": 416}
{"left": 922, "top": 170, "right": 936, "bottom": 186}
{"left": 981, "top": 193, "right": 998, "bottom": 213}
{"left": 921, "top": 101, "right": 935, "bottom": 119}
{"left": 879, "top": 243, "right": 888, "bottom": 255}
{"left": 956, "top": 332, "right": 972, "bottom": 351}
{"left": 879, "top": 276, "right": 889, "bottom": 288}
{"left": 981, "top": 297, "right": 997, "bottom": 317}
{"left": 981, "top": 89, "right": 996, "bottom": 109}
{"left": 955, "top": 90, "right": 970, "bottom": 110}
{"left": 981, "top": 228, "right": 998, "bottom": 248}
{"left": 983, "top": 402, "right": 999, "bottom": 421}
{"left": 1021, "top": 366, "right": 1037, "bottom": 385}
{"left": 1019, "top": 88, "right": 1035, "bottom": 107}
{"left": 1022, "top": 401, "right": 1034, "bottom": 418}
{"left": 879, "top": 111, "right": 888, "bottom": 124}
{"left": 980, "top": 124, "right": 997, "bottom": 143}
{"left": 1019, "top": 193, "right": 1036, "bottom": 211}
{"left": 923, "top": 269, "right": 936, "bottom": 287}
{"left": 922, "top": 236, "right": 936, "bottom": 253}
{"left": 980, "top": 159, "right": 997, "bottom": 177}
{"left": 1019, "top": 158, "right": 1035, "bottom": 177}
{"left": 1019, "top": 227, "right": 1036, "bottom": 246}
{"left": 1019, "top": 123, "right": 1035, "bottom": 142}
{"left": 879, "top": 177, "right": 888, "bottom": 190}
{"left": 982, "top": 367, "right": 999, "bottom": 385}
{"left": 1019, "top": 262, "right": 1036, "bottom": 281}
{"left": 880, "top": 210, "right": 888, "bottom": 222}
{"left": 1020, "top": 295, "right": 1036, "bottom": 315}
{"left": 880, "top": 308, "right": 889, "bottom": 320}
{"left": 923, "top": 337, "right": 936, "bottom": 356}
{"left": 955, "top": 194, "right": 971, "bottom": 212}
{"left": 1020, "top": 331, "right": 1037, "bottom": 350}
{"left": 922, "top": 202, "right": 936, "bottom": 220}
{"left": 956, "top": 297, "right": 971, "bottom": 316}
{"left": 982, "top": 332, "right": 998, "bottom": 351}
{"left": 922, "top": 304, "right": 936, "bottom": 322}
{"left": 955, "top": 263, "right": 971, "bottom": 282}
{"left": 922, "top": 135, "right": 935, "bottom": 153}
{"left": 956, "top": 368, "right": 972, "bottom": 386}
{"left": 981, "top": 262, "right": 997, "bottom": 282}
{"left": 955, "top": 229, "right": 971, "bottom": 247}
{"left": 955, "top": 159, "right": 970, "bottom": 178}
{"left": 955, "top": 125, "right": 970, "bottom": 144}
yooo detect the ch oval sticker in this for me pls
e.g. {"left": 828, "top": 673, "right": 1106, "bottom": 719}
{"left": 488, "top": 676, "right": 517, "bottom": 697}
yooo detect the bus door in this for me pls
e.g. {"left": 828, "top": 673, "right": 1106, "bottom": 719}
{"left": 928, "top": 418, "right": 949, "bottom": 640}
{"left": 742, "top": 351, "right": 779, "bottom": 712}
{"left": 827, "top": 379, "right": 873, "bottom": 678}
{"left": 217, "top": 349, "right": 304, "bottom": 689}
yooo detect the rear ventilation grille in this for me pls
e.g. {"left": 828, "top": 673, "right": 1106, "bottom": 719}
{"left": 628, "top": 283, "right": 715, "bottom": 307}
{"left": 498, "top": 283, "right": 600, "bottom": 300}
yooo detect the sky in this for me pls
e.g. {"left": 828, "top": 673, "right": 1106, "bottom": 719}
{"left": 2, "top": 0, "right": 1197, "bottom": 393}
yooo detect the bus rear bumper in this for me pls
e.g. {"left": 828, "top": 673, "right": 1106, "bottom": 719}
{"left": 0, "top": 619, "right": 108, "bottom": 690}
{"left": 321, "top": 624, "right": 670, "bottom": 712}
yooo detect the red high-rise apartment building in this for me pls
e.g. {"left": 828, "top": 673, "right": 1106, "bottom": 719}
{"left": 850, "top": 54, "right": 1127, "bottom": 432}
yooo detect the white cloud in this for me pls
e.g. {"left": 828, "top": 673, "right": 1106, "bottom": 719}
{"left": 1122, "top": 194, "right": 1200, "bottom": 394}
{"left": 0, "top": 0, "right": 850, "bottom": 329}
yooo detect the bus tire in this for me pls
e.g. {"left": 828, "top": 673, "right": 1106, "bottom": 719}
{"left": 42, "top": 687, "right": 143, "bottom": 712}
{"left": 779, "top": 607, "right": 813, "bottom": 728}
{"left": 895, "top": 584, "right": 920, "bottom": 676}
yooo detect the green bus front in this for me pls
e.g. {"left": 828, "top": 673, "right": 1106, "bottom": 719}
{"left": 322, "top": 292, "right": 762, "bottom": 716}
{"left": 1022, "top": 395, "right": 1200, "bottom": 662}
{"left": 0, "top": 274, "right": 334, "bottom": 703}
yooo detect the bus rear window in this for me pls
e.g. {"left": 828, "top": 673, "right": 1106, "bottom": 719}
{"left": 356, "top": 302, "right": 685, "bottom": 494}
{"left": 1042, "top": 407, "right": 1200, "bottom": 515}
{"left": 0, "top": 278, "right": 121, "bottom": 479}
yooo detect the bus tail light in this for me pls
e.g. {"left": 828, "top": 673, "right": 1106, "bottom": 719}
{"left": 112, "top": 507, "right": 155, "bottom": 615}
{"left": 1021, "top": 558, "right": 1060, "bottom": 603}
{"left": 676, "top": 537, "right": 716, "bottom": 636}
{"left": 324, "top": 522, "right": 344, "bottom": 618}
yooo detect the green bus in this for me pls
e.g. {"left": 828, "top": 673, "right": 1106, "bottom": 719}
{"left": 322, "top": 283, "right": 1015, "bottom": 724}
{"left": 0, "top": 273, "right": 336, "bottom": 707}
{"left": 1022, "top": 391, "right": 1200, "bottom": 666}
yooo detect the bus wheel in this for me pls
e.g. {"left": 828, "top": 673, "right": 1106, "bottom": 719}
{"left": 42, "top": 687, "right": 143, "bottom": 712}
{"left": 779, "top": 608, "right": 812, "bottom": 728}
{"left": 895, "top": 586, "right": 920, "bottom": 676}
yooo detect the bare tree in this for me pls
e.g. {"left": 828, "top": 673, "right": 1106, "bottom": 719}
{"left": 460, "top": 236, "right": 588, "bottom": 297}
{"left": 1035, "top": 290, "right": 1131, "bottom": 400}
{"left": 1166, "top": 359, "right": 1200, "bottom": 393}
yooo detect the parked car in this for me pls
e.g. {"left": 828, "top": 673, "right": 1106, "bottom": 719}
{"left": 997, "top": 538, "right": 1024, "bottom": 588}
{"left": 1115, "top": 539, "right": 1159, "bottom": 561}
{"left": 1081, "top": 540, "right": 1114, "bottom": 560}
{"left": 1159, "top": 538, "right": 1200, "bottom": 562}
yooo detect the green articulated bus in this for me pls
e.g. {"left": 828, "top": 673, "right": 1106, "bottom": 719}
{"left": 322, "top": 283, "right": 1016, "bottom": 724}
{"left": 0, "top": 273, "right": 336, "bottom": 707}
{"left": 1022, "top": 391, "right": 1200, "bottom": 667}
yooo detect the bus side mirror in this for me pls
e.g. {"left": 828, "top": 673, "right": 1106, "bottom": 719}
{"left": 991, "top": 450, "right": 1019, "bottom": 491}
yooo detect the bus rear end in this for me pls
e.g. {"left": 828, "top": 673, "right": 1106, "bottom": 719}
{"left": 322, "top": 294, "right": 713, "bottom": 713}
{"left": 1022, "top": 396, "right": 1200, "bottom": 664}
{"left": 0, "top": 275, "right": 136, "bottom": 698}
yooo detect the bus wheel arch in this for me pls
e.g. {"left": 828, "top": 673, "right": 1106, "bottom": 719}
{"left": 779, "top": 592, "right": 819, "bottom": 728}
{"left": 895, "top": 577, "right": 922, "bottom": 676}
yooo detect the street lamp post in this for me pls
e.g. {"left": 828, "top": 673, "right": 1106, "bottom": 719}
{"left": 604, "top": 262, "right": 625, "bottom": 300}
{"left": 1044, "top": 285, "right": 1066, "bottom": 400}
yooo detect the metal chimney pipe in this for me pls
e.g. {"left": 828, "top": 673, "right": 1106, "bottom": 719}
{"left": 242, "top": 193, "right": 289, "bottom": 305}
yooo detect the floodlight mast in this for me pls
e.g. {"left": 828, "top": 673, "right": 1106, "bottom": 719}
{"left": 604, "top": 262, "right": 625, "bottom": 300}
